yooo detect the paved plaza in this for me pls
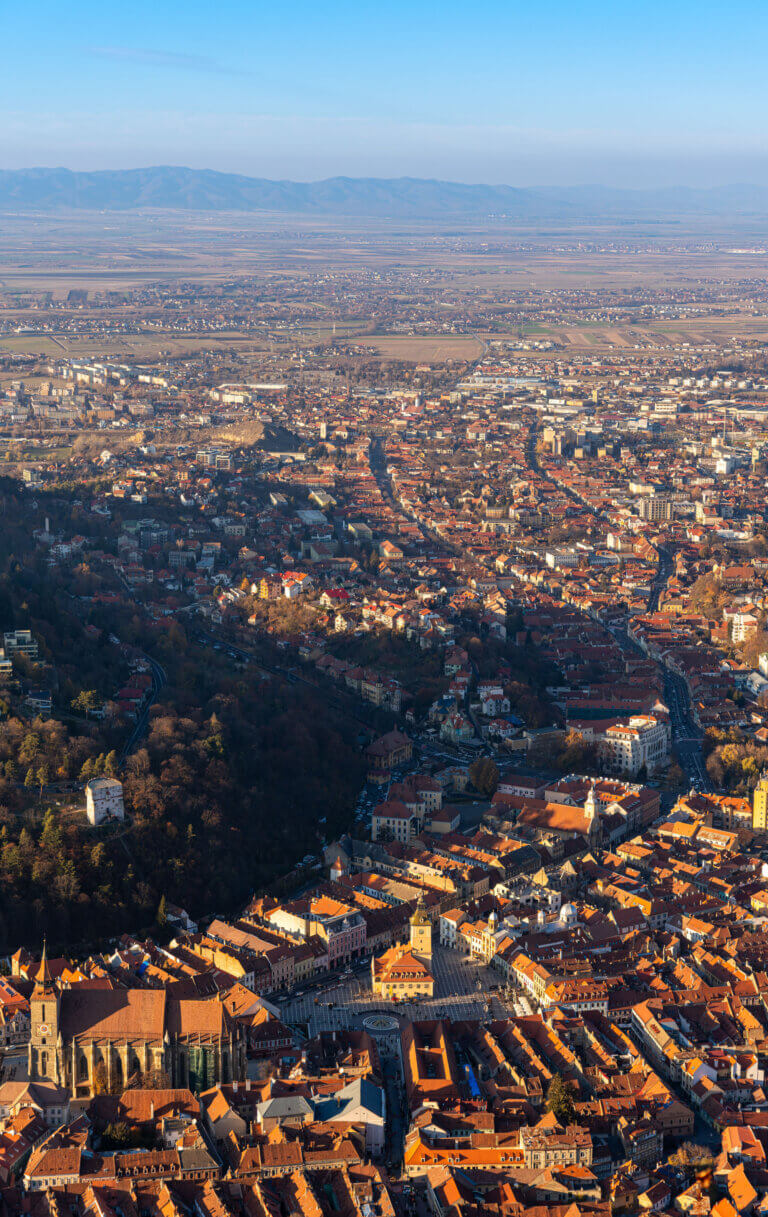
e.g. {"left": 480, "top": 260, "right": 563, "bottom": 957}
{"left": 277, "top": 944, "right": 521, "bottom": 1036}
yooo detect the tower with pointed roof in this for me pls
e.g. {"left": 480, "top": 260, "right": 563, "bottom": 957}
{"left": 29, "top": 943, "right": 62, "bottom": 1085}
{"left": 584, "top": 782, "right": 598, "bottom": 822}
{"left": 409, "top": 896, "right": 432, "bottom": 961}
{"left": 330, "top": 853, "right": 349, "bottom": 882}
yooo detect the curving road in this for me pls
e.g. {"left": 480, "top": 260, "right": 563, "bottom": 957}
{"left": 119, "top": 653, "right": 168, "bottom": 763}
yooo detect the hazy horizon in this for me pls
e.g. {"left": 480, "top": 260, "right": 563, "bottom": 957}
{"left": 4, "top": 0, "right": 768, "bottom": 189}
{"left": 5, "top": 147, "right": 768, "bottom": 194}
{"left": 5, "top": 165, "right": 768, "bottom": 193}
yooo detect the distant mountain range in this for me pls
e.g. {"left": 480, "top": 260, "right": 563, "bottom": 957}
{"left": 2, "top": 167, "right": 768, "bottom": 219}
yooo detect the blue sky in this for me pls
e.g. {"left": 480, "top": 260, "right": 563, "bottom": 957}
{"left": 2, "top": 0, "right": 766, "bottom": 185}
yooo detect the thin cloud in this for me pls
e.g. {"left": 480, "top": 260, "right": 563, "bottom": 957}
{"left": 88, "top": 46, "right": 247, "bottom": 76}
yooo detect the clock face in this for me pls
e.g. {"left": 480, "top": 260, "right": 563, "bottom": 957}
{"left": 37, "top": 1024, "right": 50, "bottom": 1036}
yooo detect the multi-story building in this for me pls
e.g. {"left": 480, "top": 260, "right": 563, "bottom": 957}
{"left": 729, "top": 611, "right": 759, "bottom": 643}
{"left": 3, "top": 630, "right": 37, "bottom": 660}
{"left": 753, "top": 775, "right": 768, "bottom": 834}
{"left": 638, "top": 495, "right": 672, "bottom": 522}
{"left": 365, "top": 730, "right": 413, "bottom": 783}
{"left": 598, "top": 715, "right": 670, "bottom": 776}
{"left": 267, "top": 897, "right": 366, "bottom": 968}
{"left": 372, "top": 800, "right": 418, "bottom": 844}
{"left": 519, "top": 1116, "right": 593, "bottom": 1169}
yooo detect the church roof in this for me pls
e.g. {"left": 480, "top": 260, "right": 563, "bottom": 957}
{"left": 59, "top": 989, "right": 230, "bottom": 1045}
{"left": 516, "top": 800, "right": 595, "bottom": 837}
{"left": 166, "top": 998, "right": 226, "bottom": 1038}
{"left": 60, "top": 989, "right": 167, "bottom": 1044}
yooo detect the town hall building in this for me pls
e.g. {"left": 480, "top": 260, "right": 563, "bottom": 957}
{"left": 371, "top": 898, "right": 435, "bottom": 1001}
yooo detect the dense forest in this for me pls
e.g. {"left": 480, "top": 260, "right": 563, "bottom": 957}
{"left": 0, "top": 677, "right": 364, "bottom": 949}
{"left": 0, "top": 483, "right": 365, "bottom": 950}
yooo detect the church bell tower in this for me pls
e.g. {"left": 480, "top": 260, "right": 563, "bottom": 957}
{"left": 29, "top": 943, "right": 62, "bottom": 1085}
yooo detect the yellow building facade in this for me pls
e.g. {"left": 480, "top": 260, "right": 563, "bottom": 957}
{"left": 753, "top": 775, "right": 768, "bottom": 833}
{"left": 371, "top": 900, "right": 434, "bottom": 1001}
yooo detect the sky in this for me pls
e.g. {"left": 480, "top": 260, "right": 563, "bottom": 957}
{"left": 3, "top": 0, "right": 768, "bottom": 187}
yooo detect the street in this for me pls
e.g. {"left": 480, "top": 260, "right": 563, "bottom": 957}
{"left": 611, "top": 616, "right": 710, "bottom": 792}
{"left": 0, "top": 1049, "right": 28, "bottom": 1084}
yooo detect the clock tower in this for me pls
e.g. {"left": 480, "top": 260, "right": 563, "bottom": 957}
{"left": 409, "top": 896, "right": 433, "bottom": 961}
{"left": 29, "top": 942, "right": 62, "bottom": 1085}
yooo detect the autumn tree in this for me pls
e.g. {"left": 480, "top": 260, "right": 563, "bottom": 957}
{"left": 468, "top": 758, "right": 499, "bottom": 797}
{"left": 102, "top": 1122, "right": 138, "bottom": 1149}
{"left": 556, "top": 729, "right": 597, "bottom": 773}
{"left": 71, "top": 690, "right": 101, "bottom": 715}
{"left": 687, "top": 574, "right": 727, "bottom": 618}
{"left": 135, "top": 1066, "right": 172, "bottom": 1090}
{"left": 93, "top": 1061, "right": 109, "bottom": 1095}
{"left": 667, "top": 761, "right": 686, "bottom": 788}
{"left": 669, "top": 1142, "right": 714, "bottom": 1169}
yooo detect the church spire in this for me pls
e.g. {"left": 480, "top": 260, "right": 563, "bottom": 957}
{"left": 585, "top": 782, "right": 598, "bottom": 820}
{"left": 33, "top": 939, "right": 54, "bottom": 996}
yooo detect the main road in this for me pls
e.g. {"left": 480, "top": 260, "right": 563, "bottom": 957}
{"left": 648, "top": 544, "right": 674, "bottom": 613}
{"left": 524, "top": 423, "right": 708, "bottom": 790}
{"left": 369, "top": 437, "right": 463, "bottom": 557}
{"left": 627, "top": 544, "right": 709, "bottom": 788}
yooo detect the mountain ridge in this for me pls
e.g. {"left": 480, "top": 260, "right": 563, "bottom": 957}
{"left": 1, "top": 166, "right": 768, "bottom": 218}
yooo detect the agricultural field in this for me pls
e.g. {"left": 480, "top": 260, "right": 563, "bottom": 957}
{"left": 345, "top": 334, "right": 484, "bottom": 362}
{"left": 0, "top": 329, "right": 275, "bottom": 361}
{"left": 514, "top": 312, "right": 768, "bottom": 351}
{"left": 2, "top": 210, "right": 768, "bottom": 294}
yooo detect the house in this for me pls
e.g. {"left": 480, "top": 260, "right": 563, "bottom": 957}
{"left": 199, "top": 1086, "right": 248, "bottom": 1142}
{"left": 0, "top": 1082, "right": 70, "bottom": 1129}
{"left": 440, "top": 713, "right": 474, "bottom": 744}
{"left": 25, "top": 689, "right": 52, "bottom": 717}
{"left": 372, "top": 800, "right": 418, "bottom": 844}
{"left": 312, "top": 1078, "right": 386, "bottom": 1156}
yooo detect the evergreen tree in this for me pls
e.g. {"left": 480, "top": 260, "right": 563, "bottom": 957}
{"left": 546, "top": 1073, "right": 577, "bottom": 1125}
